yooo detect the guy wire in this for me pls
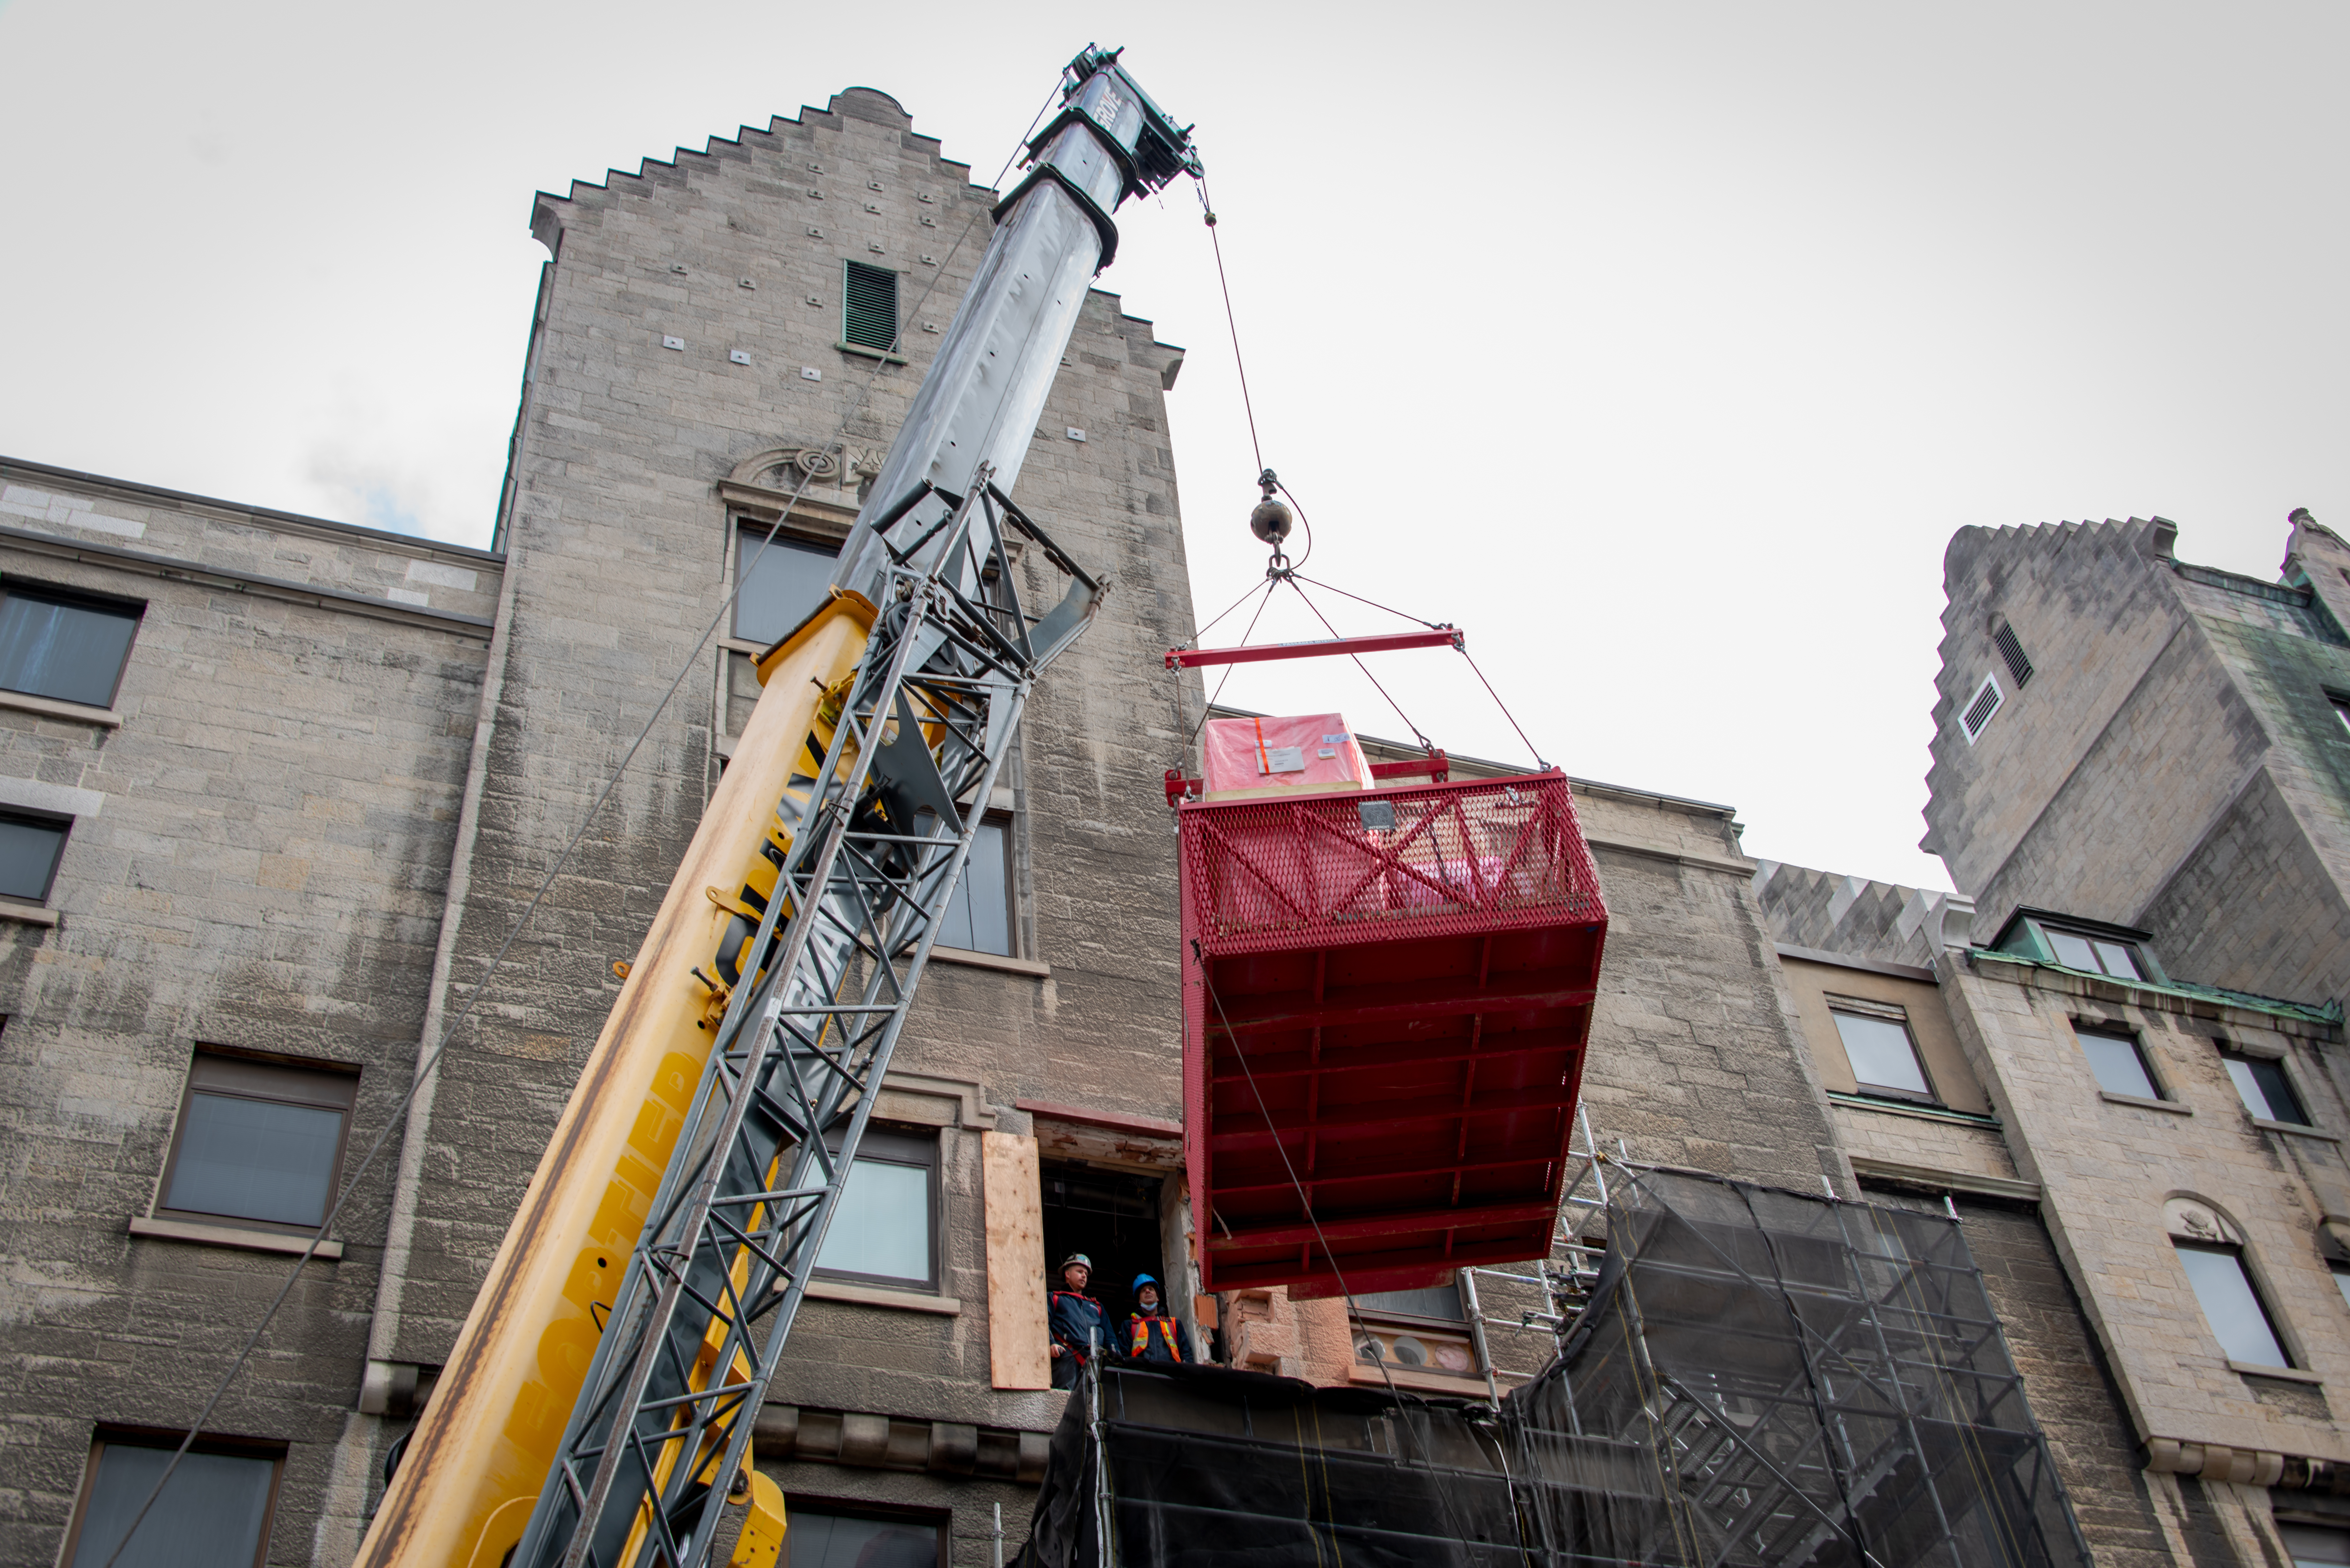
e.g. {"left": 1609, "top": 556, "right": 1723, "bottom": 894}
{"left": 100, "top": 77, "right": 1069, "bottom": 1568}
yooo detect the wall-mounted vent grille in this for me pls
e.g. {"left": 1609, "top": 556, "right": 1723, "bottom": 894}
{"left": 841, "top": 261, "right": 899, "bottom": 351}
{"left": 1960, "top": 674, "right": 2004, "bottom": 744}
{"left": 1994, "top": 622, "right": 2034, "bottom": 686}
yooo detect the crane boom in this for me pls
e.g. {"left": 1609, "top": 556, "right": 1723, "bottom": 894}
{"left": 352, "top": 46, "right": 1198, "bottom": 1568}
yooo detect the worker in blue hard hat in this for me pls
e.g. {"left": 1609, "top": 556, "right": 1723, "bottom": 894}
{"left": 1047, "top": 1252, "right": 1109, "bottom": 1389}
{"left": 1125, "top": 1274, "right": 1183, "bottom": 1364}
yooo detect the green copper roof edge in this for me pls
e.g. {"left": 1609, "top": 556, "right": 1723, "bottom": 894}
{"left": 1971, "top": 951, "right": 2342, "bottom": 1026}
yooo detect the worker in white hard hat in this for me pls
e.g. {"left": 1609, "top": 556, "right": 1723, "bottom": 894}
{"left": 1046, "top": 1252, "right": 1109, "bottom": 1390}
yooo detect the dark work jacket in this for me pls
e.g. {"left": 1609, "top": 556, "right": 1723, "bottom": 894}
{"left": 1127, "top": 1312, "right": 1183, "bottom": 1363}
{"left": 1048, "top": 1290, "right": 1111, "bottom": 1362}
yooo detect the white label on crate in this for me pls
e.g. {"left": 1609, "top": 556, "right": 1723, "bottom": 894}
{"left": 1261, "top": 746, "right": 1306, "bottom": 774}
{"left": 1317, "top": 748, "right": 1337, "bottom": 759}
{"left": 1324, "top": 734, "right": 1348, "bottom": 744}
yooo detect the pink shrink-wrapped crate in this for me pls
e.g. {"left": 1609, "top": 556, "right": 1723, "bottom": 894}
{"left": 1200, "top": 713, "right": 1371, "bottom": 801}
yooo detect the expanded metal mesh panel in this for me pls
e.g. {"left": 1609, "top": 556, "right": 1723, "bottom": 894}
{"left": 1179, "top": 774, "right": 1605, "bottom": 956}
{"left": 1179, "top": 773, "right": 1609, "bottom": 1296}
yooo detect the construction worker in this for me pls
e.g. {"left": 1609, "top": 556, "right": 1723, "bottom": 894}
{"left": 1125, "top": 1274, "right": 1183, "bottom": 1364}
{"left": 1047, "top": 1252, "right": 1109, "bottom": 1390}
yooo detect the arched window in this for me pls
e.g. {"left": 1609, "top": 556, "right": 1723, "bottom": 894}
{"left": 2166, "top": 1198, "right": 2292, "bottom": 1368}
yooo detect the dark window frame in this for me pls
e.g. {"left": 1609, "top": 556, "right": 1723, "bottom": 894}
{"left": 2328, "top": 690, "right": 2350, "bottom": 739}
{"left": 780, "top": 1495, "right": 951, "bottom": 1568}
{"left": 731, "top": 517, "right": 845, "bottom": 648}
{"left": 2072, "top": 1020, "right": 2166, "bottom": 1100}
{"left": 0, "top": 577, "right": 146, "bottom": 709}
{"left": 0, "top": 807, "right": 72, "bottom": 903}
{"left": 2220, "top": 1047, "right": 2310, "bottom": 1127}
{"left": 2039, "top": 922, "right": 2151, "bottom": 980}
{"left": 58, "top": 1425, "right": 286, "bottom": 1568}
{"left": 812, "top": 1125, "right": 942, "bottom": 1292}
{"left": 2173, "top": 1238, "right": 2296, "bottom": 1368}
{"left": 934, "top": 811, "right": 1016, "bottom": 959}
{"left": 1826, "top": 998, "right": 1940, "bottom": 1106}
{"left": 155, "top": 1048, "right": 361, "bottom": 1236}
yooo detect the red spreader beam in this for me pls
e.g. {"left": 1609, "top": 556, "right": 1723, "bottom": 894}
{"left": 1165, "top": 626, "right": 1462, "bottom": 670}
{"left": 1179, "top": 772, "right": 1609, "bottom": 1299}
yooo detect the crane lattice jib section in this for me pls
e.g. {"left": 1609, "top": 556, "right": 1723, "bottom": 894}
{"left": 1178, "top": 773, "right": 1604, "bottom": 955}
{"left": 1179, "top": 774, "right": 1610, "bottom": 1298}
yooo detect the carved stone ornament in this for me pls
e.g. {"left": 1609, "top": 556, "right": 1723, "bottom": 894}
{"left": 723, "top": 444, "right": 890, "bottom": 514}
{"left": 2164, "top": 1197, "right": 2242, "bottom": 1245}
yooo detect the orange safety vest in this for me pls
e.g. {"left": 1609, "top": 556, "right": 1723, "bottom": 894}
{"left": 1128, "top": 1313, "right": 1183, "bottom": 1362}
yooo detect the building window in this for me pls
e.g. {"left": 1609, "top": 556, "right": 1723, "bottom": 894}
{"left": 2174, "top": 1241, "right": 2292, "bottom": 1367}
{"left": 2042, "top": 925, "right": 2147, "bottom": 980}
{"left": 2075, "top": 1023, "right": 2161, "bottom": 1099}
{"left": 2331, "top": 1263, "right": 2350, "bottom": 1312}
{"left": 2279, "top": 1522, "right": 2350, "bottom": 1568}
{"left": 1828, "top": 1000, "right": 1935, "bottom": 1102}
{"left": 1993, "top": 620, "right": 2034, "bottom": 687}
{"left": 813, "top": 1128, "right": 939, "bottom": 1291}
{"left": 0, "top": 809, "right": 69, "bottom": 902}
{"left": 2331, "top": 693, "right": 2350, "bottom": 740}
{"left": 840, "top": 261, "right": 900, "bottom": 354}
{"left": 60, "top": 1430, "right": 282, "bottom": 1568}
{"left": 784, "top": 1503, "right": 945, "bottom": 1568}
{"left": 2222, "top": 1049, "right": 2309, "bottom": 1125}
{"left": 0, "top": 582, "right": 142, "bottom": 708}
{"left": 1352, "top": 1282, "right": 1480, "bottom": 1377}
{"left": 157, "top": 1052, "right": 359, "bottom": 1232}
{"left": 1959, "top": 673, "right": 2003, "bottom": 743}
{"left": 733, "top": 523, "right": 839, "bottom": 647}
{"left": 936, "top": 816, "right": 1012, "bottom": 956}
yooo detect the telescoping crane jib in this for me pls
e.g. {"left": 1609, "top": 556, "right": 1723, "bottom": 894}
{"left": 351, "top": 46, "right": 1199, "bottom": 1568}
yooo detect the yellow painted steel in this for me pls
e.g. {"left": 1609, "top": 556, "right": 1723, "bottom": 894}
{"left": 354, "top": 590, "right": 876, "bottom": 1568}
{"left": 728, "top": 1473, "right": 787, "bottom": 1568}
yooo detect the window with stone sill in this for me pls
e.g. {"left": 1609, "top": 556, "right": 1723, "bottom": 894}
{"left": 785, "top": 1501, "right": 947, "bottom": 1568}
{"left": 934, "top": 815, "right": 1013, "bottom": 958}
{"left": 1352, "top": 1282, "right": 1481, "bottom": 1378}
{"left": 2073, "top": 1022, "right": 2163, "bottom": 1100}
{"left": 60, "top": 1429, "right": 284, "bottom": 1568}
{"left": 155, "top": 1051, "right": 358, "bottom": 1234}
{"left": 0, "top": 808, "right": 69, "bottom": 902}
{"left": 2222, "top": 1048, "right": 2310, "bottom": 1126}
{"left": 812, "top": 1127, "right": 940, "bottom": 1292}
{"left": 2330, "top": 692, "right": 2350, "bottom": 741}
{"left": 0, "top": 579, "right": 143, "bottom": 709}
{"left": 2175, "top": 1239, "right": 2293, "bottom": 1367}
{"left": 1827, "top": 997, "right": 1937, "bottom": 1103}
{"left": 2331, "top": 1263, "right": 2350, "bottom": 1313}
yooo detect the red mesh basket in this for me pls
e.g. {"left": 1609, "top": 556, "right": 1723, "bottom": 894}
{"left": 1180, "top": 772, "right": 1609, "bottom": 1298}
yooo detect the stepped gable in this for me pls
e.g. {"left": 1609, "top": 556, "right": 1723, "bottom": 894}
{"left": 1752, "top": 860, "right": 1972, "bottom": 969}
{"left": 528, "top": 88, "right": 999, "bottom": 247}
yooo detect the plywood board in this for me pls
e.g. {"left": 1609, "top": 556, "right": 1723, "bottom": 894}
{"left": 982, "top": 1130, "right": 1051, "bottom": 1389}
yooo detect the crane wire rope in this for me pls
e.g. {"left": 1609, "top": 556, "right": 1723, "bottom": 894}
{"left": 1185, "top": 191, "right": 1564, "bottom": 773}
{"left": 98, "top": 78, "right": 1071, "bottom": 1568}
{"left": 1197, "top": 962, "right": 1483, "bottom": 1552}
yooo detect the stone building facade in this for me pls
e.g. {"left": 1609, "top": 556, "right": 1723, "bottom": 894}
{"left": 1761, "top": 849, "right": 2350, "bottom": 1564}
{"left": 0, "top": 83, "right": 1890, "bottom": 1568}
{"left": 1922, "top": 510, "right": 2350, "bottom": 1014}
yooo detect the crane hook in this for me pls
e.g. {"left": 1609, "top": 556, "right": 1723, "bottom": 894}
{"left": 1249, "top": 468, "right": 1294, "bottom": 578}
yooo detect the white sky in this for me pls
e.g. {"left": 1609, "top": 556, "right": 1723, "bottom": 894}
{"left": 5, "top": 1, "right": 2346, "bottom": 892}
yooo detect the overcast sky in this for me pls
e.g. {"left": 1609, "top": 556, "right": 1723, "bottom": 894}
{"left": 5, "top": 1, "right": 2346, "bottom": 891}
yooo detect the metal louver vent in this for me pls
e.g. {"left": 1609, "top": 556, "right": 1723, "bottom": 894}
{"left": 1994, "top": 622, "right": 2034, "bottom": 686}
{"left": 1960, "top": 674, "right": 2003, "bottom": 744}
{"left": 841, "top": 261, "right": 899, "bottom": 351}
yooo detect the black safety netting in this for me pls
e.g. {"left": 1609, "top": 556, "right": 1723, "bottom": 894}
{"left": 1014, "top": 1168, "right": 2088, "bottom": 1568}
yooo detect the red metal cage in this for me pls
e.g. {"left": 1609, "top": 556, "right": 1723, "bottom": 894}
{"left": 1180, "top": 771, "right": 1609, "bottom": 1298}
